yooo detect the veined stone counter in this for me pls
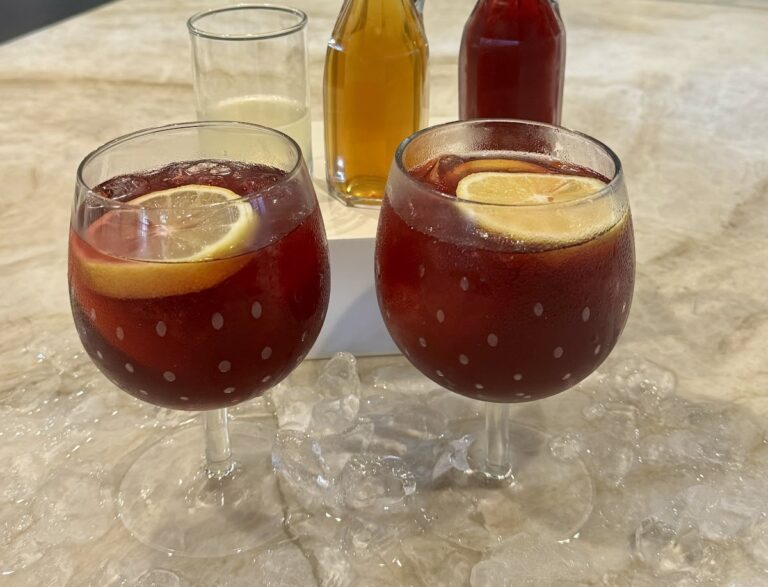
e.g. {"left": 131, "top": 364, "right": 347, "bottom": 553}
{"left": 0, "top": 1, "right": 767, "bottom": 584}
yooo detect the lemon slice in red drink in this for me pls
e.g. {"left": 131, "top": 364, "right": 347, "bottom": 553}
{"left": 455, "top": 171, "right": 615, "bottom": 245}
{"left": 76, "top": 185, "right": 255, "bottom": 299}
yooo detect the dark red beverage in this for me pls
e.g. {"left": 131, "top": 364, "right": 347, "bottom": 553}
{"left": 459, "top": 0, "right": 565, "bottom": 124}
{"left": 376, "top": 155, "right": 634, "bottom": 403}
{"left": 68, "top": 160, "right": 329, "bottom": 410}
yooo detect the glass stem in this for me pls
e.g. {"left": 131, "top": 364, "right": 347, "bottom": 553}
{"left": 484, "top": 402, "right": 514, "bottom": 481}
{"left": 205, "top": 408, "right": 234, "bottom": 479}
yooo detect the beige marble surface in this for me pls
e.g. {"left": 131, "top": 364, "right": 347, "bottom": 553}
{"left": 1, "top": 0, "right": 767, "bottom": 585}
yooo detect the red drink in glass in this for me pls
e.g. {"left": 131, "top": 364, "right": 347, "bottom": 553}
{"left": 459, "top": 0, "right": 565, "bottom": 124}
{"left": 69, "top": 159, "right": 329, "bottom": 411}
{"left": 376, "top": 155, "right": 634, "bottom": 402}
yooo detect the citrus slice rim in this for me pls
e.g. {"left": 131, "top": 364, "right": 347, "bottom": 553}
{"left": 89, "top": 183, "right": 256, "bottom": 264}
{"left": 455, "top": 172, "right": 611, "bottom": 209}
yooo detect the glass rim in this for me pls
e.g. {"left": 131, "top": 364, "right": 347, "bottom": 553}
{"left": 76, "top": 120, "right": 304, "bottom": 210}
{"left": 187, "top": 4, "right": 308, "bottom": 41}
{"left": 394, "top": 119, "right": 625, "bottom": 210}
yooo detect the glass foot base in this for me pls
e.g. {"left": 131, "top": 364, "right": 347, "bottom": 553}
{"left": 437, "top": 420, "right": 594, "bottom": 540}
{"left": 117, "top": 420, "right": 286, "bottom": 558}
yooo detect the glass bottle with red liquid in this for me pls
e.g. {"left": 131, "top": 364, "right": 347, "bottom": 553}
{"left": 459, "top": 0, "right": 565, "bottom": 124}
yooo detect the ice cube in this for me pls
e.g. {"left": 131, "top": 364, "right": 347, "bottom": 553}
{"left": 549, "top": 432, "right": 585, "bottom": 461}
{"left": 199, "top": 161, "right": 233, "bottom": 176}
{"left": 317, "top": 352, "right": 360, "bottom": 398}
{"left": 270, "top": 385, "right": 318, "bottom": 432}
{"left": 339, "top": 454, "right": 416, "bottom": 514}
{"left": 339, "top": 515, "right": 413, "bottom": 560}
{"left": 633, "top": 518, "right": 705, "bottom": 575}
{"left": 97, "top": 174, "right": 150, "bottom": 200}
{"left": 271, "top": 429, "right": 334, "bottom": 507}
{"left": 371, "top": 403, "right": 447, "bottom": 442}
{"left": 310, "top": 394, "right": 360, "bottom": 437}
{"left": 369, "top": 363, "right": 439, "bottom": 394}
{"left": 609, "top": 357, "right": 676, "bottom": 411}
{"left": 680, "top": 478, "right": 763, "bottom": 542}
{"left": 319, "top": 420, "right": 375, "bottom": 474}
{"left": 430, "top": 434, "right": 473, "bottom": 481}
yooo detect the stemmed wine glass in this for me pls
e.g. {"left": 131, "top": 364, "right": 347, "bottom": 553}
{"left": 375, "top": 119, "right": 635, "bottom": 536}
{"left": 68, "top": 121, "right": 330, "bottom": 556}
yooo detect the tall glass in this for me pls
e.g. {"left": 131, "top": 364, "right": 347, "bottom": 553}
{"left": 68, "top": 122, "right": 329, "bottom": 556}
{"left": 375, "top": 119, "right": 635, "bottom": 536}
{"left": 188, "top": 5, "right": 313, "bottom": 169}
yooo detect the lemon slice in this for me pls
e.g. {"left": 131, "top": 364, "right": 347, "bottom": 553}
{"left": 76, "top": 185, "right": 256, "bottom": 299}
{"left": 455, "top": 172, "right": 616, "bottom": 245}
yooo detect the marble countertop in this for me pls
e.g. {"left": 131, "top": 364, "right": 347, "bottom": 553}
{"left": 1, "top": 0, "right": 767, "bottom": 585}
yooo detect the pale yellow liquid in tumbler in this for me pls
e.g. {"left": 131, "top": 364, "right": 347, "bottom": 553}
{"left": 206, "top": 95, "right": 313, "bottom": 169}
{"left": 324, "top": 0, "right": 428, "bottom": 206}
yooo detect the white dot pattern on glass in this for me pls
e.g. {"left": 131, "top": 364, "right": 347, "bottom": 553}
{"left": 513, "top": 373, "right": 523, "bottom": 381}
{"left": 533, "top": 303, "right": 544, "bottom": 317}
{"left": 460, "top": 277, "right": 469, "bottom": 291}
{"left": 139, "top": 389, "right": 148, "bottom": 396}
{"left": 218, "top": 360, "right": 231, "bottom": 373}
{"left": 301, "top": 331, "right": 307, "bottom": 342}
{"left": 163, "top": 371, "right": 176, "bottom": 382}
{"left": 419, "top": 265, "right": 425, "bottom": 278}
{"left": 90, "top": 308, "right": 96, "bottom": 321}
{"left": 180, "top": 396, "right": 189, "bottom": 401}
{"left": 594, "top": 344, "right": 602, "bottom": 355}
{"left": 261, "top": 347, "right": 272, "bottom": 360}
{"left": 621, "top": 302, "right": 627, "bottom": 314}
{"left": 211, "top": 313, "right": 224, "bottom": 330}
{"left": 436, "top": 310, "right": 445, "bottom": 323}
{"left": 515, "top": 392, "right": 525, "bottom": 397}
{"left": 553, "top": 347, "right": 564, "bottom": 359}
{"left": 125, "top": 363, "right": 134, "bottom": 373}
{"left": 487, "top": 333, "right": 498, "bottom": 347}
{"left": 475, "top": 383, "right": 484, "bottom": 390}
{"left": 459, "top": 354, "right": 469, "bottom": 365}
{"left": 582, "top": 307, "right": 591, "bottom": 322}
{"left": 116, "top": 327, "right": 124, "bottom": 340}
{"left": 96, "top": 351, "right": 103, "bottom": 360}
{"left": 524, "top": 395, "right": 532, "bottom": 400}
{"left": 436, "top": 370, "right": 444, "bottom": 377}
{"left": 251, "top": 302, "right": 262, "bottom": 319}
{"left": 223, "top": 387, "right": 235, "bottom": 394}
{"left": 261, "top": 375, "right": 271, "bottom": 383}
{"left": 562, "top": 373, "right": 572, "bottom": 381}
{"left": 419, "top": 337, "right": 427, "bottom": 348}
{"left": 155, "top": 321, "right": 167, "bottom": 337}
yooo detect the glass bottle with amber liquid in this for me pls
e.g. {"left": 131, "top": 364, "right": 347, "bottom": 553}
{"left": 324, "top": 0, "right": 429, "bottom": 207}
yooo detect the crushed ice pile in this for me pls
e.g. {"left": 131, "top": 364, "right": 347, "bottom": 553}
{"left": 2, "top": 332, "right": 767, "bottom": 585}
